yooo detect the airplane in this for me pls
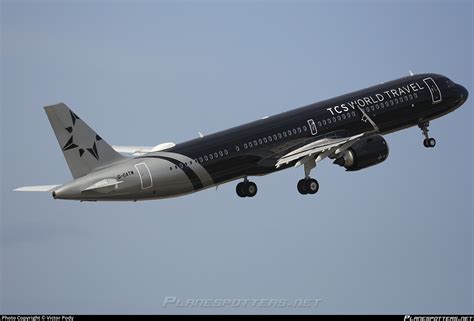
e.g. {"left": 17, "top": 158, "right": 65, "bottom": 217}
{"left": 14, "top": 73, "right": 468, "bottom": 201}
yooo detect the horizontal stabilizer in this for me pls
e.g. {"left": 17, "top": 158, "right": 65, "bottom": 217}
{"left": 14, "top": 185, "right": 61, "bottom": 192}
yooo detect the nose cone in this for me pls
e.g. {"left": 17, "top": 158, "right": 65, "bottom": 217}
{"left": 450, "top": 83, "right": 469, "bottom": 111}
{"left": 457, "top": 84, "right": 468, "bottom": 104}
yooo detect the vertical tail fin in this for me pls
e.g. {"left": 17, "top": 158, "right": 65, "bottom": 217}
{"left": 44, "top": 103, "right": 126, "bottom": 178}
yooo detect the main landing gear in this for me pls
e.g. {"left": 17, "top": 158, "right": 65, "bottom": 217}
{"left": 236, "top": 178, "right": 257, "bottom": 198}
{"left": 297, "top": 156, "right": 319, "bottom": 195}
{"left": 418, "top": 121, "right": 436, "bottom": 148}
{"left": 297, "top": 178, "right": 319, "bottom": 195}
{"left": 236, "top": 157, "right": 321, "bottom": 197}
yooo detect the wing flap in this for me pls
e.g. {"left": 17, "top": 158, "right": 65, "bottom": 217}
{"left": 276, "top": 133, "right": 367, "bottom": 168}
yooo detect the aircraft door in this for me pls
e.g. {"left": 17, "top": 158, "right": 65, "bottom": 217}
{"left": 307, "top": 119, "right": 317, "bottom": 135}
{"left": 135, "top": 163, "right": 153, "bottom": 189}
{"left": 423, "top": 77, "right": 442, "bottom": 104}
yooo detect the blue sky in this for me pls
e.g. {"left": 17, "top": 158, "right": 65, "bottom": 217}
{"left": 1, "top": 0, "right": 472, "bottom": 314}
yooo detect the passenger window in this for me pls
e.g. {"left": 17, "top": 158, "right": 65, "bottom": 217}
{"left": 199, "top": 157, "right": 203, "bottom": 162}
{"left": 297, "top": 127, "right": 302, "bottom": 133}
{"left": 235, "top": 146, "right": 240, "bottom": 152}
{"left": 404, "top": 96, "right": 408, "bottom": 101}
{"left": 244, "top": 143, "right": 248, "bottom": 149}
{"left": 390, "top": 100, "right": 394, "bottom": 106}
{"left": 219, "top": 151, "right": 223, "bottom": 157}
{"left": 224, "top": 149, "right": 228, "bottom": 155}
{"left": 283, "top": 132, "right": 287, "bottom": 138}
{"left": 303, "top": 126, "right": 307, "bottom": 131}
{"left": 322, "top": 119, "right": 327, "bottom": 125}
{"left": 342, "top": 114, "right": 346, "bottom": 120}
{"left": 371, "top": 106, "right": 375, "bottom": 111}
{"left": 263, "top": 137, "right": 267, "bottom": 143}
{"left": 273, "top": 134, "right": 278, "bottom": 140}
{"left": 292, "top": 129, "right": 297, "bottom": 134}
{"left": 337, "top": 115, "right": 341, "bottom": 121}
{"left": 351, "top": 111, "right": 356, "bottom": 116}
{"left": 268, "top": 136, "right": 272, "bottom": 142}
{"left": 385, "top": 101, "right": 389, "bottom": 107}
{"left": 253, "top": 140, "right": 257, "bottom": 146}
{"left": 414, "top": 93, "right": 418, "bottom": 98}
{"left": 395, "top": 98, "right": 398, "bottom": 103}
{"left": 278, "top": 133, "right": 282, "bottom": 139}
{"left": 332, "top": 117, "right": 336, "bottom": 122}
{"left": 409, "top": 94, "right": 413, "bottom": 100}
{"left": 258, "top": 139, "right": 262, "bottom": 144}
{"left": 209, "top": 154, "right": 213, "bottom": 160}
{"left": 204, "top": 155, "right": 208, "bottom": 161}
{"left": 249, "top": 142, "right": 253, "bottom": 148}
{"left": 327, "top": 118, "right": 332, "bottom": 124}
{"left": 287, "top": 130, "right": 292, "bottom": 136}
{"left": 366, "top": 107, "right": 370, "bottom": 112}
{"left": 347, "top": 112, "right": 351, "bottom": 118}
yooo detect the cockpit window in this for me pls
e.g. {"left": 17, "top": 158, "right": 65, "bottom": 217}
{"left": 446, "top": 79, "right": 455, "bottom": 88}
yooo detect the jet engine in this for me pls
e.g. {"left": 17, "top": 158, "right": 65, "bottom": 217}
{"left": 333, "top": 135, "right": 389, "bottom": 171}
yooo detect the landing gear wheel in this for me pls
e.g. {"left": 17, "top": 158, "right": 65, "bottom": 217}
{"left": 236, "top": 180, "right": 257, "bottom": 197}
{"left": 428, "top": 137, "right": 436, "bottom": 147}
{"left": 419, "top": 122, "right": 436, "bottom": 148}
{"left": 245, "top": 182, "right": 257, "bottom": 197}
{"left": 423, "top": 138, "right": 429, "bottom": 148}
{"left": 305, "top": 178, "right": 319, "bottom": 194}
{"left": 297, "top": 178, "right": 319, "bottom": 195}
{"left": 423, "top": 138, "right": 436, "bottom": 148}
{"left": 236, "top": 182, "right": 246, "bottom": 198}
{"left": 297, "top": 179, "right": 308, "bottom": 195}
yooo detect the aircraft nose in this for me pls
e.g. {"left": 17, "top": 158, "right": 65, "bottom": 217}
{"left": 457, "top": 84, "right": 468, "bottom": 102}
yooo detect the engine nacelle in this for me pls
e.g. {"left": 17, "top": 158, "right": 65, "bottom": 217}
{"left": 333, "top": 135, "right": 389, "bottom": 171}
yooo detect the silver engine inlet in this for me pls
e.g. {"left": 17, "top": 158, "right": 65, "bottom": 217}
{"left": 334, "top": 150, "right": 355, "bottom": 167}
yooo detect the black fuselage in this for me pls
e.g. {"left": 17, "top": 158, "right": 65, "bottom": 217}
{"left": 143, "top": 73, "right": 468, "bottom": 187}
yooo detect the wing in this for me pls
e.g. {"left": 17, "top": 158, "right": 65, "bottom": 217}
{"left": 112, "top": 145, "right": 154, "bottom": 155}
{"left": 275, "top": 131, "right": 372, "bottom": 168}
{"left": 112, "top": 142, "right": 176, "bottom": 156}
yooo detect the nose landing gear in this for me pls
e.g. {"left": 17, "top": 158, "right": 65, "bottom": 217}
{"left": 418, "top": 122, "right": 436, "bottom": 148}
